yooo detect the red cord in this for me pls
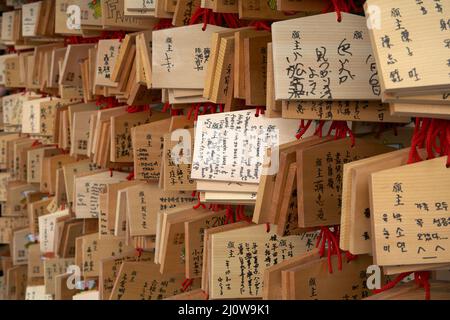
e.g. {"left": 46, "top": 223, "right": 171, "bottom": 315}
{"left": 373, "top": 271, "right": 431, "bottom": 300}
{"left": 126, "top": 172, "right": 135, "bottom": 181}
{"left": 135, "top": 248, "right": 143, "bottom": 257}
{"left": 250, "top": 21, "right": 271, "bottom": 32}
{"left": 225, "top": 205, "right": 235, "bottom": 224}
{"left": 296, "top": 120, "right": 313, "bottom": 140}
{"left": 153, "top": 19, "right": 174, "bottom": 30}
{"left": 181, "top": 278, "right": 194, "bottom": 292}
{"left": 192, "top": 191, "right": 206, "bottom": 210}
{"left": 255, "top": 107, "right": 265, "bottom": 117}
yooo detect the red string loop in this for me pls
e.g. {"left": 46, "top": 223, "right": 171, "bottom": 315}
{"left": 373, "top": 271, "right": 431, "bottom": 300}
{"left": 126, "top": 172, "right": 135, "bottom": 181}
{"left": 250, "top": 21, "right": 271, "bottom": 32}
{"left": 327, "top": 120, "right": 355, "bottom": 147}
{"left": 296, "top": 120, "right": 313, "bottom": 140}
{"left": 192, "top": 191, "right": 206, "bottom": 210}
{"left": 182, "top": 278, "right": 194, "bottom": 292}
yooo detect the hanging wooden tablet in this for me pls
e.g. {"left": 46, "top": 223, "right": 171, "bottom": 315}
{"left": 114, "top": 189, "right": 129, "bottom": 237}
{"left": 60, "top": 44, "right": 96, "bottom": 88}
{"left": 43, "top": 257, "right": 74, "bottom": 295}
{"left": 132, "top": 117, "right": 171, "bottom": 181}
{"left": 266, "top": 43, "right": 282, "bottom": 118}
{"left": 125, "top": 0, "right": 156, "bottom": 12}
{"left": 162, "top": 131, "right": 196, "bottom": 191}
{"left": 38, "top": 209, "right": 70, "bottom": 254}
{"left": 155, "top": 0, "right": 173, "bottom": 18}
{"left": 94, "top": 39, "right": 122, "bottom": 87}
{"left": 172, "top": 0, "right": 200, "bottom": 26}
{"left": 340, "top": 148, "right": 413, "bottom": 255}
{"left": 109, "top": 261, "right": 193, "bottom": 300}
{"left": 27, "top": 243, "right": 44, "bottom": 279}
{"left": 5, "top": 182, "right": 39, "bottom": 216}
{"left": 4, "top": 55, "right": 21, "bottom": 88}
{"left": 152, "top": 24, "right": 228, "bottom": 89}
{"left": 272, "top": 12, "right": 381, "bottom": 101}
{"left": 73, "top": 170, "right": 128, "bottom": 219}
{"left": 234, "top": 29, "right": 270, "bottom": 99}
{"left": 101, "top": 0, "right": 157, "bottom": 30}
{"left": 282, "top": 100, "right": 411, "bottom": 123}
{"left": 297, "top": 138, "right": 394, "bottom": 228}
{"left": 164, "top": 288, "right": 208, "bottom": 300}
{"left": 276, "top": 163, "right": 313, "bottom": 236}
{"left": 105, "top": 180, "right": 142, "bottom": 234}
{"left": 185, "top": 209, "right": 227, "bottom": 279}
{"left": 191, "top": 110, "right": 299, "bottom": 183}
{"left": 62, "top": 160, "right": 99, "bottom": 207}
{"left": 28, "top": 197, "right": 52, "bottom": 235}
{"left": 126, "top": 182, "right": 196, "bottom": 237}
{"left": 384, "top": 92, "right": 450, "bottom": 106}
{"left": 365, "top": 0, "right": 450, "bottom": 95}
{"left": 370, "top": 156, "right": 450, "bottom": 266}
{"left": 12, "top": 228, "right": 29, "bottom": 265}
{"left": 110, "top": 111, "right": 152, "bottom": 163}
{"left": 263, "top": 249, "right": 320, "bottom": 300}
{"left": 81, "top": 233, "right": 133, "bottom": 277}
{"left": 267, "top": 136, "right": 325, "bottom": 224}
{"left": 70, "top": 110, "right": 97, "bottom": 156}
{"left": 159, "top": 207, "right": 209, "bottom": 274}
{"left": 6, "top": 265, "right": 27, "bottom": 300}
{"left": 13, "top": 139, "right": 34, "bottom": 178}
{"left": 53, "top": 273, "right": 76, "bottom": 300}
{"left": 0, "top": 217, "right": 28, "bottom": 244}
{"left": 58, "top": 220, "right": 84, "bottom": 258}
{"left": 390, "top": 103, "right": 450, "bottom": 120}
{"left": 282, "top": 253, "right": 373, "bottom": 300}
{"left": 41, "top": 154, "right": 77, "bottom": 195}
{"left": 99, "top": 250, "right": 154, "bottom": 300}
{"left": 1, "top": 11, "right": 15, "bottom": 42}
{"left": 21, "top": 97, "right": 51, "bottom": 134}
{"left": 54, "top": 0, "right": 81, "bottom": 35}
{"left": 244, "top": 34, "right": 271, "bottom": 106}
{"left": 210, "top": 223, "right": 318, "bottom": 299}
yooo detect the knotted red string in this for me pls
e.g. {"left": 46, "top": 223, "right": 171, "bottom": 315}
{"left": 424, "top": 119, "right": 450, "bottom": 167}
{"left": 192, "top": 191, "right": 206, "bottom": 210}
{"left": 327, "top": 120, "right": 355, "bottom": 147}
{"left": 153, "top": 19, "right": 174, "bottom": 30}
{"left": 96, "top": 96, "right": 122, "bottom": 109}
{"left": 31, "top": 140, "right": 42, "bottom": 147}
{"left": 235, "top": 205, "right": 251, "bottom": 223}
{"left": 315, "top": 226, "right": 342, "bottom": 273}
{"left": 314, "top": 120, "right": 326, "bottom": 138}
{"left": 126, "top": 105, "right": 150, "bottom": 113}
{"left": 225, "top": 205, "right": 235, "bottom": 224}
{"left": 250, "top": 21, "right": 271, "bottom": 32}
{"left": 255, "top": 107, "right": 265, "bottom": 117}
{"left": 408, "top": 118, "right": 450, "bottom": 167}
{"left": 296, "top": 120, "right": 313, "bottom": 140}
{"left": 373, "top": 271, "right": 431, "bottom": 300}
{"left": 189, "top": 6, "right": 240, "bottom": 30}
{"left": 375, "top": 123, "right": 400, "bottom": 139}
{"left": 135, "top": 248, "right": 143, "bottom": 258}
{"left": 187, "top": 103, "right": 221, "bottom": 121}
{"left": 208, "top": 204, "right": 223, "bottom": 212}
{"left": 126, "top": 172, "right": 135, "bottom": 181}
{"left": 322, "top": 0, "right": 365, "bottom": 22}
{"left": 181, "top": 278, "right": 194, "bottom": 292}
